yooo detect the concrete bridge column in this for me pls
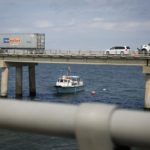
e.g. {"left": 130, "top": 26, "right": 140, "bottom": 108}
{"left": 16, "top": 65, "right": 22, "bottom": 98}
{"left": 143, "top": 66, "right": 150, "bottom": 109}
{"left": 1, "top": 67, "right": 9, "bottom": 97}
{"left": 29, "top": 64, "right": 36, "bottom": 96}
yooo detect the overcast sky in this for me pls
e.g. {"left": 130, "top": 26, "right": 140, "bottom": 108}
{"left": 0, "top": 0, "right": 150, "bottom": 50}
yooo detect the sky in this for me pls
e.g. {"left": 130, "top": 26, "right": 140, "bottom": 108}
{"left": 0, "top": 0, "right": 150, "bottom": 50}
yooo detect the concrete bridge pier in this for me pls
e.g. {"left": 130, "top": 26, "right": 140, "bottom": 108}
{"left": 29, "top": 64, "right": 36, "bottom": 96}
{"left": 1, "top": 66, "right": 9, "bottom": 97}
{"left": 16, "top": 65, "right": 23, "bottom": 98}
{"left": 143, "top": 66, "right": 150, "bottom": 109}
{"left": 0, "top": 61, "right": 36, "bottom": 98}
{"left": 15, "top": 64, "right": 36, "bottom": 98}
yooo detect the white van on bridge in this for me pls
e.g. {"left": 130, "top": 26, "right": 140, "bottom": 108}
{"left": 105, "top": 46, "right": 130, "bottom": 55}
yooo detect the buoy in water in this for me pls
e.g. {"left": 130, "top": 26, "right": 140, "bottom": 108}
{"left": 91, "top": 90, "right": 96, "bottom": 95}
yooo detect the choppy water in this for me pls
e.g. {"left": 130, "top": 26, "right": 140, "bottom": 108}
{"left": 0, "top": 64, "right": 145, "bottom": 150}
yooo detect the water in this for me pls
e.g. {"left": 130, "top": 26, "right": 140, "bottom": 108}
{"left": 0, "top": 64, "right": 145, "bottom": 150}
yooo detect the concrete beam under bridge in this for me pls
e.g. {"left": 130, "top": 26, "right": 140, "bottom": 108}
{"left": 0, "top": 61, "right": 8, "bottom": 68}
{"left": 15, "top": 64, "right": 36, "bottom": 97}
{"left": 29, "top": 64, "right": 36, "bottom": 96}
{"left": 143, "top": 66, "right": 150, "bottom": 109}
{"left": 16, "top": 65, "right": 23, "bottom": 97}
{"left": 0, "top": 62, "right": 8, "bottom": 97}
{"left": 0, "top": 54, "right": 150, "bottom": 66}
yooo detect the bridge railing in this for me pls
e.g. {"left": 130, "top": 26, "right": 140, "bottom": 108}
{"left": 0, "top": 49, "right": 140, "bottom": 57}
{"left": 0, "top": 99, "right": 149, "bottom": 150}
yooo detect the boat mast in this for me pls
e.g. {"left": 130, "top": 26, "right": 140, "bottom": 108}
{"left": 67, "top": 66, "right": 71, "bottom": 76}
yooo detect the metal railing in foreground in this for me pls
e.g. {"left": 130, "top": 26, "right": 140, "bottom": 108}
{"left": 0, "top": 99, "right": 149, "bottom": 150}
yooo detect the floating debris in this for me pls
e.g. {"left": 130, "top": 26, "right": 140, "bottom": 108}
{"left": 91, "top": 90, "right": 96, "bottom": 96}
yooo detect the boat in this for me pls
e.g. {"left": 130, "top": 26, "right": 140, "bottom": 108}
{"left": 55, "top": 71, "right": 84, "bottom": 94}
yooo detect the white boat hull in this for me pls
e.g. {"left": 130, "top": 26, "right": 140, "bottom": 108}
{"left": 55, "top": 85, "right": 84, "bottom": 94}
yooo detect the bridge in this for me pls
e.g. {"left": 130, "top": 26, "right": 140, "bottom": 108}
{"left": 0, "top": 49, "right": 150, "bottom": 109}
{"left": 0, "top": 49, "right": 149, "bottom": 65}
{"left": 0, "top": 50, "right": 150, "bottom": 150}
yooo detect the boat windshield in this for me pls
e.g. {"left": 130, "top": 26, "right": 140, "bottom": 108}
{"left": 58, "top": 79, "right": 68, "bottom": 82}
{"left": 58, "top": 76, "right": 81, "bottom": 83}
{"left": 72, "top": 77, "right": 80, "bottom": 81}
{"left": 58, "top": 79, "right": 63, "bottom": 82}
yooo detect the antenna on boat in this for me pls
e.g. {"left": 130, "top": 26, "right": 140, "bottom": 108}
{"left": 67, "top": 66, "right": 71, "bottom": 75}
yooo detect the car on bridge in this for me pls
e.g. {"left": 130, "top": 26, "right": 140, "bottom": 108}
{"left": 105, "top": 46, "right": 130, "bottom": 55}
{"left": 137, "top": 42, "right": 150, "bottom": 55}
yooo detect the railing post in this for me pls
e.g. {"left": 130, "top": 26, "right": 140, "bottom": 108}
{"left": 75, "top": 103, "right": 117, "bottom": 150}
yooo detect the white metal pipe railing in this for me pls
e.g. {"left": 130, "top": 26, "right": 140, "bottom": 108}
{"left": 0, "top": 99, "right": 150, "bottom": 150}
{"left": 111, "top": 109, "right": 150, "bottom": 148}
{"left": 0, "top": 99, "right": 77, "bottom": 137}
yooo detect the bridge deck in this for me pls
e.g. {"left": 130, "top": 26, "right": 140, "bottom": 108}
{"left": 0, "top": 52, "right": 150, "bottom": 66}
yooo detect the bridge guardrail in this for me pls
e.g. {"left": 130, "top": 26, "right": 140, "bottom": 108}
{"left": 1, "top": 49, "right": 140, "bottom": 56}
